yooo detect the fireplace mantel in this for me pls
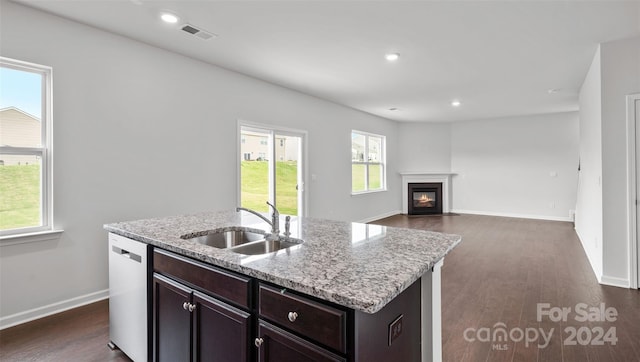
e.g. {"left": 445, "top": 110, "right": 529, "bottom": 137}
{"left": 400, "top": 172, "right": 456, "bottom": 214}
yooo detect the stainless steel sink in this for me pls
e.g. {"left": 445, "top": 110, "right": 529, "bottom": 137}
{"left": 229, "top": 238, "right": 303, "bottom": 255}
{"left": 181, "top": 228, "right": 303, "bottom": 255}
{"left": 184, "top": 230, "right": 266, "bottom": 249}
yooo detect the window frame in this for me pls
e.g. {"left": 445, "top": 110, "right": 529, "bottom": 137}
{"left": 0, "top": 57, "right": 55, "bottom": 239}
{"left": 237, "top": 120, "right": 308, "bottom": 217}
{"left": 351, "top": 130, "right": 387, "bottom": 195}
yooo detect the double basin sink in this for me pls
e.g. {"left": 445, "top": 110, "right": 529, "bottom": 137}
{"left": 181, "top": 228, "right": 303, "bottom": 255}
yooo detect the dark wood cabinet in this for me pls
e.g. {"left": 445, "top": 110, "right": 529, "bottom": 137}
{"left": 150, "top": 248, "right": 422, "bottom": 362}
{"left": 256, "top": 320, "right": 346, "bottom": 362}
{"left": 193, "top": 291, "right": 250, "bottom": 362}
{"left": 153, "top": 274, "right": 192, "bottom": 362}
{"left": 152, "top": 250, "right": 252, "bottom": 362}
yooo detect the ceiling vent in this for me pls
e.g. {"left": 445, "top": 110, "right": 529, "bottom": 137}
{"left": 181, "top": 24, "right": 216, "bottom": 40}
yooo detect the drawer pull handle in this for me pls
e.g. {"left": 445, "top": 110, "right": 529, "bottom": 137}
{"left": 254, "top": 337, "right": 264, "bottom": 348}
{"left": 288, "top": 311, "right": 298, "bottom": 322}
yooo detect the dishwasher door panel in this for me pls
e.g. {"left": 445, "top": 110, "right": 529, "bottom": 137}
{"left": 109, "top": 233, "right": 149, "bottom": 362}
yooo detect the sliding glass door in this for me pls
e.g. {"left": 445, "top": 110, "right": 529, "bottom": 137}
{"left": 239, "top": 124, "right": 304, "bottom": 216}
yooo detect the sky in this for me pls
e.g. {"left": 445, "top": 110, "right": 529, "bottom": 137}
{"left": 0, "top": 67, "right": 42, "bottom": 118}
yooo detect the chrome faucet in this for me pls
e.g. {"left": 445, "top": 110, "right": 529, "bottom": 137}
{"left": 236, "top": 201, "right": 280, "bottom": 235}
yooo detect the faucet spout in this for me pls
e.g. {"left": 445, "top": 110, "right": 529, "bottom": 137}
{"left": 236, "top": 201, "right": 281, "bottom": 235}
{"left": 236, "top": 206, "right": 272, "bottom": 225}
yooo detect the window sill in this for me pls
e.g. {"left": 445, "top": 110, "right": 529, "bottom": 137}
{"left": 0, "top": 229, "right": 64, "bottom": 247}
{"left": 351, "top": 189, "right": 387, "bottom": 196}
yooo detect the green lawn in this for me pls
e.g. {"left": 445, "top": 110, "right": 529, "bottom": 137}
{"left": 352, "top": 164, "right": 382, "bottom": 192}
{"left": 0, "top": 164, "right": 41, "bottom": 230}
{"left": 241, "top": 161, "right": 298, "bottom": 215}
{"left": 1, "top": 161, "right": 301, "bottom": 230}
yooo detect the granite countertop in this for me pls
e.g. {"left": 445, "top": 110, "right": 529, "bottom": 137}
{"left": 104, "top": 210, "right": 461, "bottom": 314}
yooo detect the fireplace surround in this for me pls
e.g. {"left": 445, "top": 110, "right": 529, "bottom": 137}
{"left": 400, "top": 172, "right": 455, "bottom": 215}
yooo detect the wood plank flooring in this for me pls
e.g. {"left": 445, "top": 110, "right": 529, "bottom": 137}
{"left": 0, "top": 214, "right": 638, "bottom": 361}
{"left": 374, "top": 214, "right": 640, "bottom": 362}
{"left": 0, "top": 299, "right": 129, "bottom": 361}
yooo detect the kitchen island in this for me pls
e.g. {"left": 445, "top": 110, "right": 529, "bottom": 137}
{"left": 105, "top": 210, "right": 461, "bottom": 362}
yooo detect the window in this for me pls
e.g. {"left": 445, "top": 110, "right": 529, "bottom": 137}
{"left": 351, "top": 130, "right": 386, "bottom": 194}
{"left": 0, "top": 57, "right": 54, "bottom": 237}
{"left": 239, "top": 123, "right": 306, "bottom": 216}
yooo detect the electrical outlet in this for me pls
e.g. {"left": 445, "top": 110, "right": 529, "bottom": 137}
{"left": 550, "top": 202, "right": 556, "bottom": 209}
{"left": 388, "top": 314, "right": 403, "bottom": 346}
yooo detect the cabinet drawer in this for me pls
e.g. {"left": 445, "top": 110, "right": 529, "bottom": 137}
{"left": 258, "top": 284, "right": 347, "bottom": 353}
{"left": 153, "top": 249, "right": 252, "bottom": 309}
{"left": 258, "top": 320, "right": 346, "bottom": 362}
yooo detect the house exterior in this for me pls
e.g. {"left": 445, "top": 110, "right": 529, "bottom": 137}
{"left": 0, "top": 106, "right": 41, "bottom": 165}
{"left": 241, "top": 130, "right": 298, "bottom": 162}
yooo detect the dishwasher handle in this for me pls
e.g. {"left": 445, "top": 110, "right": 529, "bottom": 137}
{"left": 112, "top": 245, "right": 142, "bottom": 263}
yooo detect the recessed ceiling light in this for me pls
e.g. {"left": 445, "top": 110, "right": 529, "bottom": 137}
{"left": 451, "top": 100, "right": 461, "bottom": 107}
{"left": 385, "top": 53, "right": 400, "bottom": 61}
{"left": 547, "top": 88, "right": 561, "bottom": 94}
{"left": 160, "top": 12, "right": 180, "bottom": 24}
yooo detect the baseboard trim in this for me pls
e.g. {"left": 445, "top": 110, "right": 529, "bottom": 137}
{"left": 358, "top": 210, "right": 401, "bottom": 224}
{"left": 0, "top": 289, "right": 109, "bottom": 330}
{"left": 451, "top": 209, "right": 573, "bottom": 222}
{"left": 572, "top": 230, "right": 629, "bottom": 289}
{"left": 600, "top": 275, "right": 630, "bottom": 288}
{"left": 574, "top": 228, "right": 603, "bottom": 284}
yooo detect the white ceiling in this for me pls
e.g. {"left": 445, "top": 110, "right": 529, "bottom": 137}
{"left": 13, "top": 0, "right": 640, "bottom": 123}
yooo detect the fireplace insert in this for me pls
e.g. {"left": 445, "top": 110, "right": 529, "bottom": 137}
{"left": 408, "top": 182, "right": 443, "bottom": 215}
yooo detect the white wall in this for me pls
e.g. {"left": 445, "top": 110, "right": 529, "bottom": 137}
{"left": 600, "top": 36, "right": 640, "bottom": 286}
{"left": 396, "top": 122, "right": 451, "bottom": 172}
{"left": 451, "top": 113, "right": 579, "bottom": 221}
{"left": 0, "top": 1, "right": 400, "bottom": 327}
{"left": 575, "top": 46, "right": 603, "bottom": 279}
{"left": 575, "top": 36, "right": 640, "bottom": 288}
{"left": 395, "top": 113, "right": 580, "bottom": 221}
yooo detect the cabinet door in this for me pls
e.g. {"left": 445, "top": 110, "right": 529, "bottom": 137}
{"left": 257, "top": 320, "right": 346, "bottom": 362}
{"left": 153, "top": 274, "right": 192, "bottom": 362}
{"left": 193, "top": 291, "right": 251, "bottom": 362}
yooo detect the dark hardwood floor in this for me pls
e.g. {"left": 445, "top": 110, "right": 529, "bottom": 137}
{"left": 1, "top": 214, "right": 638, "bottom": 361}
{"left": 0, "top": 299, "right": 130, "bottom": 362}
{"left": 374, "top": 214, "right": 640, "bottom": 362}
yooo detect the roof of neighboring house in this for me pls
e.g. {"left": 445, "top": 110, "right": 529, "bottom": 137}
{"left": 0, "top": 106, "right": 41, "bottom": 121}
{"left": 0, "top": 106, "right": 41, "bottom": 147}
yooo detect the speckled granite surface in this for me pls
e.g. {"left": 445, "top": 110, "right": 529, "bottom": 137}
{"left": 104, "top": 211, "right": 461, "bottom": 314}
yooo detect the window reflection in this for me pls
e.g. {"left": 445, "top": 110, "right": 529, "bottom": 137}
{"left": 351, "top": 223, "right": 386, "bottom": 244}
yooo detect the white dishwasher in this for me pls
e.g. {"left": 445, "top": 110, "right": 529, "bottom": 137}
{"left": 108, "top": 233, "right": 150, "bottom": 362}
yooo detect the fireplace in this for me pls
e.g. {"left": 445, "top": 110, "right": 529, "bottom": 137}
{"left": 401, "top": 172, "right": 453, "bottom": 214}
{"left": 408, "top": 182, "right": 443, "bottom": 215}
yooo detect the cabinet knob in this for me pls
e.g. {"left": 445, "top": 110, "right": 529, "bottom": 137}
{"left": 287, "top": 311, "right": 298, "bottom": 322}
{"left": 254, "top": 337, "right": 264, "bottom": 348}
{"left": 182, "top": 302, "right": 196, "bottom": 312}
